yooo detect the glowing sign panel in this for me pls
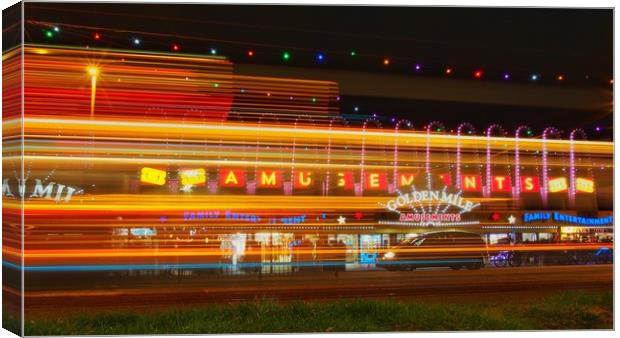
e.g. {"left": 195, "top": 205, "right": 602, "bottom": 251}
{"left": 130, "top": 228, "right": 157, "bottom": 237}
{"left": 523, "top": 212, "right": 612, "bottom": 226}
{"left": 138, "top": 167, "right": 596, "bottom": 196}
{"left": 380, "top": 185, "right": 481, "bottom": 226}
{"left": 523, "top": 213, "right": 551, "bottom": 222}
{"left": 548, "top": 177, "right": 568, "bottom": 193}
{"left": 561, "top": 227, "right": 579, "bottom": 233}
{"left": 140, "top": 167, "right": 166, "bottom": 185}
{"left": 553, "top": 212, "right": 612, "bottom": 225}
{"left": 383, "top": 189, "right": 480, "bottom": 213}
{"left": 180, "top": 168, "right": 206, "bottom": 186}
{"left": 576, "top": 178, "right": 594, "bottom": 193}
{"left": 399, "top": 213, "right": 461, "bottom": 222}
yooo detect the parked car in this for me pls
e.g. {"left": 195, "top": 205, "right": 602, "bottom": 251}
{"left": 377, "top": 231, "right": 487, "bottom": 271}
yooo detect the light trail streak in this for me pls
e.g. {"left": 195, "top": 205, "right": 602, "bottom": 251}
{"left": 569, "top": 129, "right": 587, "bottom": 206}
{"left": 7, "top": 118, "right": 613, "bottom": 154}
{"left": 2, "top": 242, "right": 611, "bottom": 272}
{"left": 1, "top": 45, "right": 612, "bottom": 290}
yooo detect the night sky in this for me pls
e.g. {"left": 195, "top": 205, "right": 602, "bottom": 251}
{"left": 15, "top": 3, "right": 615, "bottom": 139}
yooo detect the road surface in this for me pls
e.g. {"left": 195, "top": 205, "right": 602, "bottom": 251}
{"left": 19, "top": 265, "right": 612, "bottom": 317}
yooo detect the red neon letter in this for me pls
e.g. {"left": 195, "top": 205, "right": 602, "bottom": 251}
{"left": 438, "top": 173, "right": 452, "bottom": 187}
{"left": 220, "top": 169, "right": 245, "bottom": 187}
{"left": 365, "top": 172, "right": 387, "bottom": 190}
{"left": 398, "top": 173, "right": 414, "bottom": 187}
{"left": 294, "top": 171, "right": 313, "bottom": 188}
{"left": 460, "top": 175, "right": 481, "bottom": 191}
{"left": 258, "top": 170, "right": 282, "bottom": 188}
{"left": 491, "top": 175, "right": 512, "bottom": 192}
{"left": 336, "top": 172, "right": 353, "bottom": 189}
{"left": 521, "top": 176, "right": 540, "bottom": 192}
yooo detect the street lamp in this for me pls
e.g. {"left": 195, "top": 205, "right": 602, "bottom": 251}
{"left": 87, "top": 66, "right": 99, "bottom": 118}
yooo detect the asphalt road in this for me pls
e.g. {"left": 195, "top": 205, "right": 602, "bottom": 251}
{"left": 21, "top": 265, "right": 612, "bottom": 317}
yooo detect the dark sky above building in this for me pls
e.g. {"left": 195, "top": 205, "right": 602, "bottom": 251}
{"left": 24, "top": 4, "right": 613, "bottom": 77}
{"left": 17, "top": 3, "right": 616, "bottom": 139}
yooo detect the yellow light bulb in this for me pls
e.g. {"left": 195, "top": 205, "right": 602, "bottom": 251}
{"left": 87, "top": 66, "right": 99, "bottom": 77}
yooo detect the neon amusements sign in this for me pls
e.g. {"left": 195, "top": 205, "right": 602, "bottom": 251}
{"left": 379, "top": 185, "right": 481, "bottom": 226}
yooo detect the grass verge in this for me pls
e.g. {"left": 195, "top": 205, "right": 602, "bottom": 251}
{"left": 22, "top": 290, "right": 612, "bottom": 335}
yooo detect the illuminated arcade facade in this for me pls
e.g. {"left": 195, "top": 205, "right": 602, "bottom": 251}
{"left": 2, "top": 45, "right": 614, "bottom": 273}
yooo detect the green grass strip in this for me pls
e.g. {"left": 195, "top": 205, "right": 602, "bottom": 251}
{"left": 19, "top": 290, "right": 612, "bottom": 335}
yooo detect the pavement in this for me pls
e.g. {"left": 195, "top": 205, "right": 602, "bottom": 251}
{"left": 19, "top": 264, "right": 612, "bottom": 317}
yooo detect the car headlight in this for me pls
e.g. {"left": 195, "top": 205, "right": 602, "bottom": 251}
{"left": 384, "top": 251, "right": 395, "bottom": 259}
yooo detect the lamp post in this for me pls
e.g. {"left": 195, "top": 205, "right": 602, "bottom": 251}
{"left": 87, "top": 66, "right": 99, "bottom": 118}
{"left": 86, "top": 66, "right": 99, "bottom": 172}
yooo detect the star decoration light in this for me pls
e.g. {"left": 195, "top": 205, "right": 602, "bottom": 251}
{"left": 508, "top": 215, "right": 516, "bottom": 224}
{"left": 180, "top": 184, "right": 194, "bottom": 193}
{"left": 337, "top": 216, "right": 346, "bottom": 225}
{"left": 491, "top": 212, "right": 500, "bottom": 221}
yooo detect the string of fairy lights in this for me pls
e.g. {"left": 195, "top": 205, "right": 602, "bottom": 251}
{"left": 31, "top": 22, "right": 614, "bottom": 88}
{"left": 24, "top": 22, "right": 613, "bottom": 137}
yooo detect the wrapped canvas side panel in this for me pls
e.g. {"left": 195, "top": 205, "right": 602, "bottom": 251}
{"left": 2, "top": 2, "right": 24, "bottom": 337}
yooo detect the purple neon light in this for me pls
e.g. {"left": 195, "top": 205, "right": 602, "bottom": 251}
{"left": 514, "top": 125, "right": 531, "bottom": 201}
{"left": 360, "top": 118, "right": 381, "bottom": 195}
{"left": 290, "top": 117, "right": 301, "bottom": 194}
{"left": 485, "top": 124, "right": 505, "bottom": 198}
{"left": 541, "top": 127, "right": 559, "bottom": 207}
{"left": 324, "top": 118, "right": 335, "bottom": 196}
{"left": 456, "top": 123, "right": 475, "bottom": 189}
{"left": 393, "top": 120, "right": 413, "bottom": 189}
{"left": 568, "top": 129, "right": 587, "bottom": 206}
{"left": 425, "top": 121, "right": 445, "bottom": 190}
